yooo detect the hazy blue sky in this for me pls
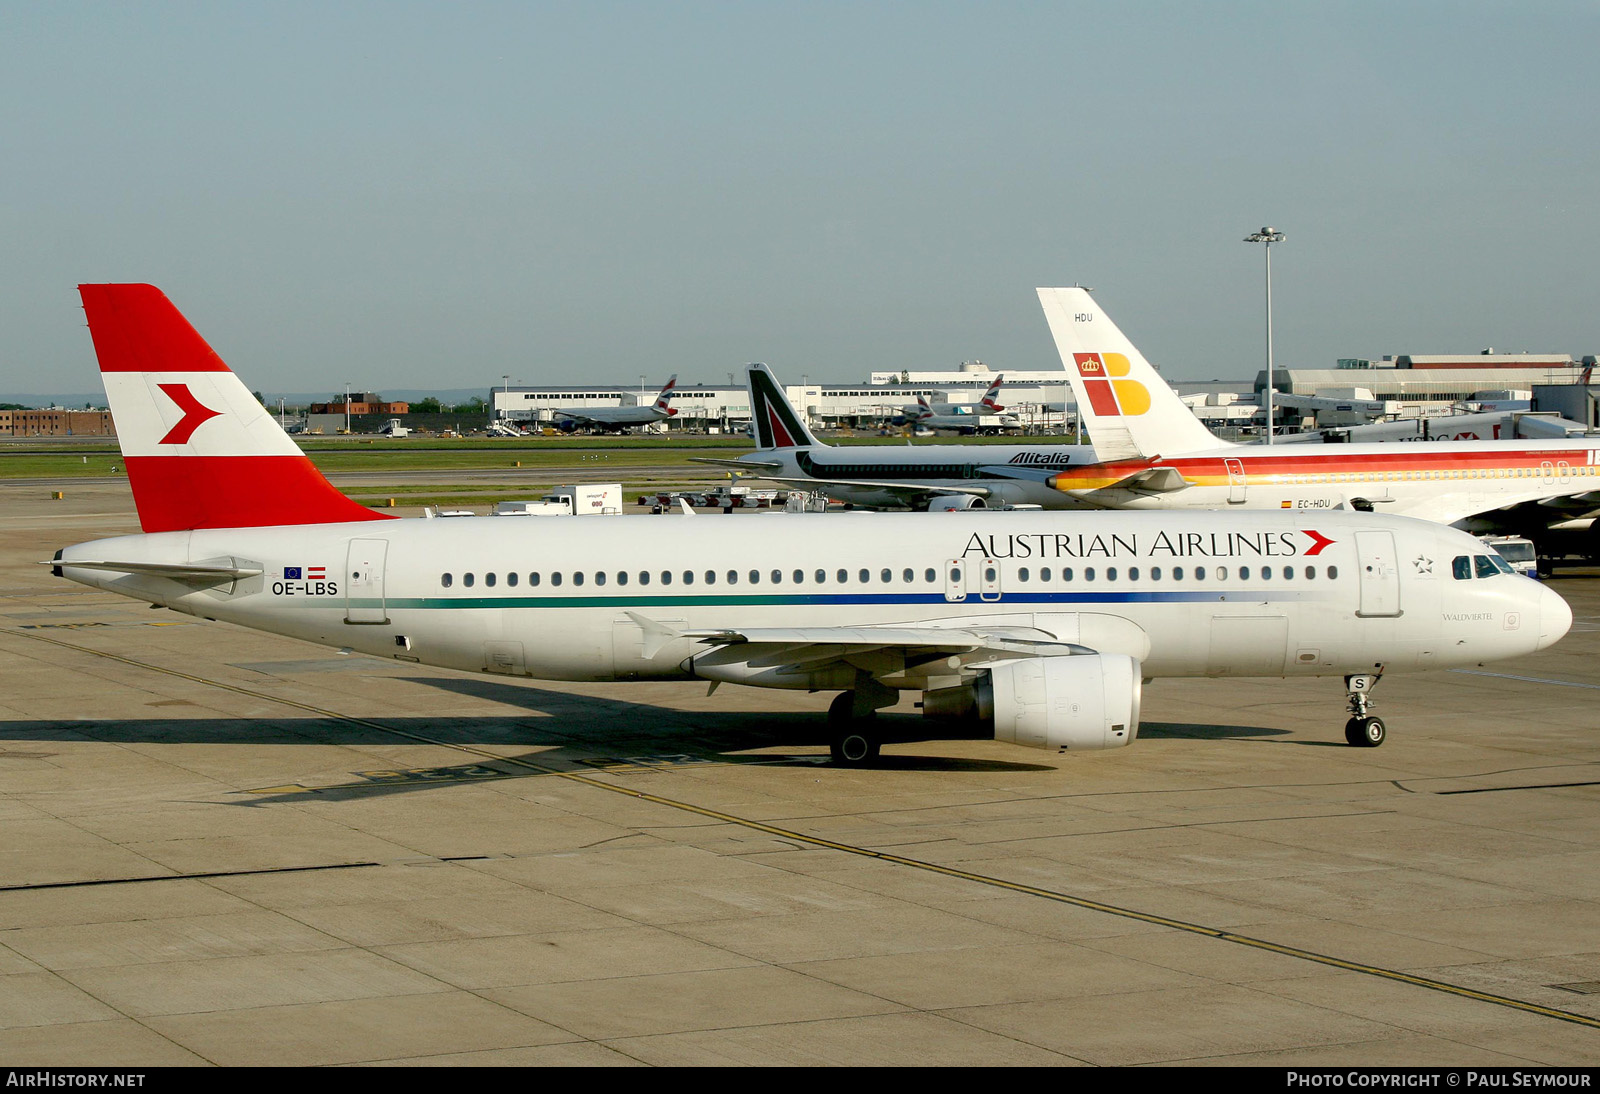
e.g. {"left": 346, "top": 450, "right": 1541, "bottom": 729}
{"left": 3, "top": 2, "right": 1597, "bottom": 398}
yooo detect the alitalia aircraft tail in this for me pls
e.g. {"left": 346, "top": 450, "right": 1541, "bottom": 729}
{"left": 747, "top": 363, "right": 821, "bottom": 449}
{"left": 78, "top": 284, "right": 392, "bottom": 534}
{"left": 1037, "top": 287, "right": 1226, "bottom": 461}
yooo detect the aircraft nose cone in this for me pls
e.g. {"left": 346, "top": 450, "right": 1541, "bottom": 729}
{"left": 1537, "top": 583, "right": 1573, "bottom": 650}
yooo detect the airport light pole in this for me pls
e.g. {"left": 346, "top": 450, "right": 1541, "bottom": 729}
{"left": 344, "top": 382, "right": 351, "bottom": 435}
{"left": 1244, "top": 226, "right": 1286, "bottom": 444}
{"left": 502, "top": 375, "right": 509, "bottom": 421}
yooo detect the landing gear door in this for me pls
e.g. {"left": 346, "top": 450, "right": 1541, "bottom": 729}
{"left": 1354, "top": 530, "right": 1401, "bottom": 618}
{"left": 944, "top": 559, "right": 967, "bottom": 603}
{"left": 345, "top": 539, "right": 389, "bottom": 624}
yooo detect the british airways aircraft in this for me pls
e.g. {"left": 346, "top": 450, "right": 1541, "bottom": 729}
{"left": 53, "top": 286, "right": 1571, "bottom": 764}
{"left": 548, "top": 375, "right": 677, "bottom": 433}
{"left": 906, "top": 375, "right": 1015, "bottom": 434}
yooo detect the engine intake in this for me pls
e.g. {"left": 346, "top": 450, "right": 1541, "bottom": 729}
{"left": 924, "top": 654, "right": 1142, "bottom": 751}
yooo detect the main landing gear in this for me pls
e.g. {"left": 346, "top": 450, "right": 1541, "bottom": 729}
{"left": 827, "top": 675, "right": 896, "bottom": 766}
{"left": 1342, "top": 672, "right": 1386, "bottom": 747}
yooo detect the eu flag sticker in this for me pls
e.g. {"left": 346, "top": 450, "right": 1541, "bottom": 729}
{"left": 284, "top": 566, "right": 303, "bottom": 579}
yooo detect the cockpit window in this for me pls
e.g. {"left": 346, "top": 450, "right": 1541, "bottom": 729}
{"left": 1474, "top": 555, "right": 1498, "bottom": 579}
{"left": 1452, "top": 556, "right": 1472, "bottom": 580}
{"left": 1488, "top": 554, "right": 1514, "bottom": 576}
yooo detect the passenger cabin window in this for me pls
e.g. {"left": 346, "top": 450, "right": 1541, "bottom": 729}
{"left": 594, "top": 572, "right": 606, "bottom": 586}
{"left": 661, "top": 571, "right": 672, "bottom": 585}
{"left": 572, "top": 572, "right": 584, "bottom": 587}
{"left": 441, "top": 573, "right": 453, "bottom": 588}
{"left": 551, "top": 573, "right": 562, "bottom": 587}
{"left": 530, "top": 572, "right": 541, "bottom": 586}
{"left": 486, "top": 573, "right": 496, "bottom": 587}
{"left": 464, "top": 573, "right": 475, "bottom": 588}
{"left": 639, "top": 571, "right": 650, "bottom": 585}
{"left": 507, "top": 572, "right": 518, "bottom": 587}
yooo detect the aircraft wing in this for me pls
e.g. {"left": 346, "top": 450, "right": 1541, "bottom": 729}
{"left": 627, "top": 612, "right": 1088, "bottom": 665}
{"left": 757, "top": 475, "right": 993, "bottom": 501}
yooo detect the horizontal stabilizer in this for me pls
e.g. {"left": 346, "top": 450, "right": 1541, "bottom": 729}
{"left": 688, "top": 456, "right": 783, "bottom": 472}
{"left": 51, "top": 558, "right": 263, "bottom": 581}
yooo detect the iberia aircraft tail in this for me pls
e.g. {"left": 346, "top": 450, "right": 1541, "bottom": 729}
{"left": 1037, "top": 287, "right": 1226, "bottom": 461}
{"left": 78, "top": 284, "right": 393, "bottom": 534}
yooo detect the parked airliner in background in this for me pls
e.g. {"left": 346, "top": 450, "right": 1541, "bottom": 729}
{"left": 53, "top": 285, "right": 1570, "bottom": 763}
{"left": 1036, "top": 287, "right": 1600, "bottom": 551}
{"left": 694, "top": 364, "right": 1096, "bottom": 509}
{"left": 905, "top": 376, "right": 1015, "bottom": 433}
{"left": 550, "top": 375, "right": 677, "bottom": 432}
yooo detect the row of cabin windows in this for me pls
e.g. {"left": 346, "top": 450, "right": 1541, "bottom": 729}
{"left": 441, "top": 568, "right": 943, "bottom": 589}
{"left": 437, "top": 563, "right": 1342, "bottom": 589}
{"left": 1281, "top": 465, "right": 1597, "bottom": 484}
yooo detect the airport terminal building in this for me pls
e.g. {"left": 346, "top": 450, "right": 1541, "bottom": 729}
{"left": 492, "top": 354, "right": 1596, "bottom": 437}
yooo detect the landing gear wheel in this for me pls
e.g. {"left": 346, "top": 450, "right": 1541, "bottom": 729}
{"left": 1344, "top": 716, "right": 1386, "bottom": 747}
{"left": 829, "top": 728, "right": 880, "bottom": 766}
{"left": 827, "top": 691, "right": 880, "bottom": 766}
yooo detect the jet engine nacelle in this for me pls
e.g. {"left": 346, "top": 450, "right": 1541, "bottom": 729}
{"left": 557, "top": 418, "right": 581, "bottom": 434}
{"left": 924, "top": 654, "right": 1142, "bottom": 751}
{"left": 927, "top": 495, "right": 986, "bottom": 511}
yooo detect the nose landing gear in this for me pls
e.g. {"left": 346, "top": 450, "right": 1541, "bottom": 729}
{"left": 1342, "top": 672, "right": 1386, "bottom": 747}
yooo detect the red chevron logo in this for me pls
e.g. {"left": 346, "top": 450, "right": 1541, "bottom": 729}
{"left": 1302, "top": 529, "right": 1336, "bottom": 556}
{"left": 156, "top": 383, "right": 222, "bottom": 445}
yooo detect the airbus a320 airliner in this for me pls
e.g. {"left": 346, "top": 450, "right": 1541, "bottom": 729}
{"left": 53, "top": 286, "right": 1571, "bottom": 764}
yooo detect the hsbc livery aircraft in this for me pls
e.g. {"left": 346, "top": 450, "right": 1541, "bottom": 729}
{"left": 54, "top": 286, "right": 1570, "bottom": 763}
{"left": 1037, "top": 287, "right": 1600, "bottom": 540}
{"left": 549, "top": 375, "right": 677, "bottom": 432}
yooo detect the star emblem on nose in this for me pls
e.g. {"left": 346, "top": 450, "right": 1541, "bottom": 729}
{"left": 1413, "top": 555, "right": 1433, "bottom": 574}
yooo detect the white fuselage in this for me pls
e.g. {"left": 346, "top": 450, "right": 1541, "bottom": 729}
{"left": 59, "top": 510, "right": 1566, "bottom": 687}
{"left": 744, "top": 443, "right": 1100, "bottom": 508}
{"left": 1054, "top": 441, "right": 1600, "bottom": 525}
